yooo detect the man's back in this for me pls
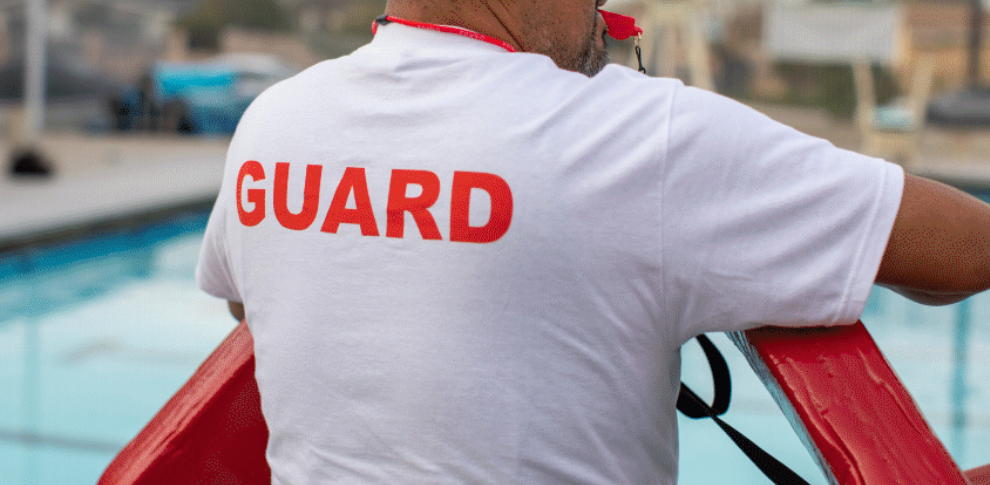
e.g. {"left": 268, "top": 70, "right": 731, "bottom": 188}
{"left": 197, "top": 22, "right": 901, "bottom": 484}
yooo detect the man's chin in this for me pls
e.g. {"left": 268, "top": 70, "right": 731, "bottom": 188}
{"left": 576, "top": 28, "right": 610, "bottom": 77}
{"left": 579, "top": 48, "right": 610, "bottom": 77}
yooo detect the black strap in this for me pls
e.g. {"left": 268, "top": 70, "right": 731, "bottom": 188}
{"left": 634, "top": 41, "right": 647, "bottom": 74}
{"left": 677, "top": 334, "right": 731, "bottom": 417}
{"left": 678, "top": 335, "right": 811, "bottom": 485}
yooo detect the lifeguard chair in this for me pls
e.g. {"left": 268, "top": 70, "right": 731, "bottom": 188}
{"left": 766, "top": 2, "right": 936, "bottom": 170}
{"left": 607, "top": 0, "right": 714, "bottom": 90}
{"left": 852, "top": 56, "right": 936, "bottom": 171}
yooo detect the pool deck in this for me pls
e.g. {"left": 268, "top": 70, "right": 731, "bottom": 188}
{"left": 0, "top": 105, "right": 989, "bottom": 250}
{"left": 0, "top": 134, "right": 229, "bottom": 250}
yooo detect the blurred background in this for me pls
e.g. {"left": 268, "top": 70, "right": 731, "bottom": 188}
{"left": 2, "top": 0, "right": 990, "bottom": 483}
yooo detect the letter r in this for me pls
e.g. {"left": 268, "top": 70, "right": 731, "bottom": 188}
{"left": 386, "top": 170, "right": 442, "bottom": 240}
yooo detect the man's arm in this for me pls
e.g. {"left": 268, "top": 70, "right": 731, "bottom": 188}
{"left": 876, "top": 174, "right": 990, "bottom": 305}
{"left": 228, "top": 301, "right": 245, "bottom": 321}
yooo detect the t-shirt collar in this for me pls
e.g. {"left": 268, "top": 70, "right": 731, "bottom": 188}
{"left": 370, "top": 21, "right": 515, "bottom": 54}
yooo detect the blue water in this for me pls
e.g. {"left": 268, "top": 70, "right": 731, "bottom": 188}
{"left": 0, "top": 212, "right": 236, "bottom": 485}
{"left": 3, "top": 201, "right": 990, "bottom": 484}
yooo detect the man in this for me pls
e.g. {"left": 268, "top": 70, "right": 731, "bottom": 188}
{"left": 196, "top": 0, "right": 990, "bottom": 482}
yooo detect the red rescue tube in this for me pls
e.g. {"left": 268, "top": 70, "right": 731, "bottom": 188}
{"left": 731, "top": 321, "right": 968, "bottom": 484}
{"left": 968, "top": 463, "right": 990, "bottom": 484}
{"left": 98, "top": 321, "right": 270, "bottom": 485}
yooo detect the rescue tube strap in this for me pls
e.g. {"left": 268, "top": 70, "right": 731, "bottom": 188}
{"left": 678, "top": 334, "right": 811, "bottom": 485}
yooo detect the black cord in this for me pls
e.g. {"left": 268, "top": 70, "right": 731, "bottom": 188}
{"left": 677, "top": 334, "right": 730, "bottom": 417}
{"left": 678, "top": 335, "right": 811, "bottom": 485}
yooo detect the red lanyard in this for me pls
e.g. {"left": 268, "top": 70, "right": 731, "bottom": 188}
{"left": 371, "top": 12, "right": 645, "bottom": 71}
{"left": 372, "top": 15, "right": 517, "bottom": 53}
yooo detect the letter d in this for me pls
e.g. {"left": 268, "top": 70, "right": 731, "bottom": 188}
{"left": 450, "top": 172, "right": 513, "bottom": 243}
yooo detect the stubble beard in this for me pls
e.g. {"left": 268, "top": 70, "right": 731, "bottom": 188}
{"left": 576, "top": 27, "right": 609, "bottom": 77}
{"left": 526, "top": 9, "right": 610, "bottom": 77}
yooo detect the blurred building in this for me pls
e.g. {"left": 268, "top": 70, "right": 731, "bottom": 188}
{"left": 905, "top": 2, "right": 990, "bottom": 90}
{"left": 0, "top": 0, "right": 337, "bottom": 132}
{"left": 0, "top": 0, "right": 202, "bottom": 132}
{"left": 696, "top": 0, "right": 990, "bottom": 101}
{"left": 275, "top": 0, "right": 384, "bottom": 59}
{"left": 0, "top": 0, "right": 199, "bottom": 83}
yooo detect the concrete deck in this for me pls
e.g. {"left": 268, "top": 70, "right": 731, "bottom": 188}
{"left": 0, "top": 134, "right": 229, "bottom": 250}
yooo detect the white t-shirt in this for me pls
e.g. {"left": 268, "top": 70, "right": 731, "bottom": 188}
{"left": 196, "top": 23, "right": 903, "bottom": 485}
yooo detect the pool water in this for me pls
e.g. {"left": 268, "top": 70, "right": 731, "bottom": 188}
{"left": 0, "top": 212, "right": 236, "bottom": 485}
{"left": 3, "top": 210, "right": 990, "bottom": 484}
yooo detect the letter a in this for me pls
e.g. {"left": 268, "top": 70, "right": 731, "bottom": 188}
{"left": 450, "top": 172, "right": 513, "bottom": 243}
{"left": 321, "top": 167, "right": 380, "bottom": 236}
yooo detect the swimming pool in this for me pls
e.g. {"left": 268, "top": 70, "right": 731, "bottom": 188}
{"left": 0, "top": 212, "right": 236, "bottom": 485}
{"left": 3, "top": 207, "right": 990, "bottom": 484}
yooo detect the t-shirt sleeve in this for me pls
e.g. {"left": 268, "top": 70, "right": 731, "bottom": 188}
{"left": 661, "top": 85, "right": 903, "bottom": 342}
{"left": 195, "top": 196, "right": 242, "bottom": 304}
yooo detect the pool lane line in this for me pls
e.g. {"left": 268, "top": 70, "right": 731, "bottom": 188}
{"left": 0, "top": 427, "right": 122, "bottom": 454}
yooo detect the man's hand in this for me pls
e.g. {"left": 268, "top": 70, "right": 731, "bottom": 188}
{"left": 877, "top": 174, "right": 990, "bottom": 305}
{"left": 228, "top": 301, "right": 245, "bottom": 321}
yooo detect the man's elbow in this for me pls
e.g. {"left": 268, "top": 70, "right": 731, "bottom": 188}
{"left": 882, "top": 285, "right": 979, "bottom": 306}
{"left": 879, "top": 256, "right": 990, "bottom": 306}
{"left": 958, "top": 259, "right": 990, "bottom": 297}
{"left": 876, "top": 174, "right": 990, "bottom": 306}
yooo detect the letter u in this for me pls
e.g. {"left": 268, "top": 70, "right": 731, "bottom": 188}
{"left": 273, "top": 162, "right": 323, "bottom": 231}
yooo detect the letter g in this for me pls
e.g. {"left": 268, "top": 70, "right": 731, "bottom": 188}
{"left": 237, "top": 160, "right": 266, "bottom": 226}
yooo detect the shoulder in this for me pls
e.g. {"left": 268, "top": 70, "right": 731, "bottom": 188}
{"left": 483, "top": 60, "right": 682, "bottom": 134}
{"left": 241, "top": 58, "right": 341, "bottom": 111}
{"left": 510, "top": 59, "right": 680, "bottom": 102}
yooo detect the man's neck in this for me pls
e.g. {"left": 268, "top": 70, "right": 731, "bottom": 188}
{"left": 383, "top": 0, "right": 526, "bottom": 52}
